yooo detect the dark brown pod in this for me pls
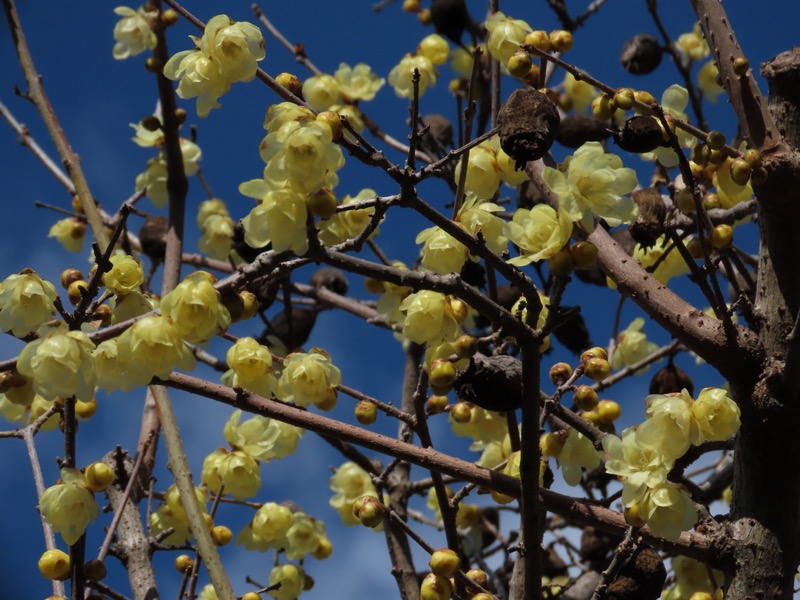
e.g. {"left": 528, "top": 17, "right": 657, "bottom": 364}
{"left": 629, "top": 188, "right": 667, "bottom": 249}
{"left": 419, "top": 113, "right": 454, "bottom": 156}
{"left": 621, "top": 34, "right": 663, "bottom": 75}
{"left": 267, "top": 307, "right": 318, "bottom": 351}
{"left": 614, "top": 116, "right": 666, "bottom": 153}
{"left": 139, "top": 215, "right": 169, "bottom": 263}
{"left": 649, "top": 360, "right": 694, "bottom": 397}
{"left": 605, "top": 546, "right": 666, "bottom": 600}
{"left": 310, "top": 267, "right": 348, "bottom": 296}
{"left": 496, "top": 89, "right": 560, "bottom": 170}
{"left": 454, "top": 354, "right": 523, "bottom": 412}
{"left": 556, "top": 113, "right": 611, "bottom": 149}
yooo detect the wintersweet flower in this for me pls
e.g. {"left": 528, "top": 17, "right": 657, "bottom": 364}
{"left": 115, "top": 314, "right": 196, "bottom": 390}
{"left": 48, "top": 218, "right": 85, "bottom": 252}
{"left": 510, "top": 293, "right": 551, "bottom": 351}
{"left": 611, "top": 318, "right": 660, "bottom": 373}
{"left": 201, "top": 448, "right": 260, "bottom": 499}
{"left": 675, "top": 23, "right": 710, "bottom": 63}
{"left": 691, "top": 387, "right": 740, "bottom": 443}
{"left": 268, "top": 564, "right": 305, "bottom": 600}
{"left": 135, "top": 157, "right": 168, "bottom": 207}
{"left": 130, "top": 118, "right": 164, "bottom": 147}
{"left": 112, "top": 6, "right": 157, "bottom": 60}
{"left": 417, "top": 34, "right": 450, "bottom": 65}
{"left": 603, "top": 428, "right": 670, "bottom": 506}
{"left": 197, "top": 198, "right": 228, "bottom": 225}
{"left": 334, "top": 63, "right": 385, "bottom": 102}
{"left": 641, "top": 85, "right": 695, "bottom": 168}
{"left": 640, "top": 481, "right": 697, "bottom": 540}
{"left": 416, "top": 225, "right": 469, "bottom": 275}
{"left": 160, "top": 271, "right": 231, "bottom": 344}
{"left": 39, "top": 468, "right": 99, "bottom": 545}
{"left": 110, "top": 290, "right": 155, "bottom": 324}
{"left": 557, "top": 429, "right": 601, "bottom": 486}
{"left": 485, "top": 12, "right": 532, "bottom": 64}
{"left": 329, "top": 461, "right": 378, "bottom": 526}
{"left": 542, "top": 142, "right": 639, "bottom": 230}
{"left": 240, "top": 182, "right": 310, "bottom": 255}
{"left": 277, "top": 348, "right": 342, "bottom": 409}
{"left": 698, "top": 60, "right": 724, "bottom": 103}
{"left": 179, "top": 138, "right": 202, "bottom": 176}
{"left": 28, "top": 394, "right": 60, "bottom": 431}
{"left": 198, "top": 214, "right": 234, "bottom": 259}
{"left": 633, "top": 235, "right": 690, "bottom": 285}
{"left": 450, "top": 404, "right": 508, "bottom": 449}
{"left": 285, "top": 511, "right": 326, "bottom": 560}
{"left": 302, "top": 74, "right": 343, "bottom": 111}
{"left": 399, "top": 290, "right": 462, "bottom": 345}
{"left": 715, "top": 157, "right": 753, "bottom": 208}
{"left": 264, "top": 102, "right": 316, "bottom": 133}
{"left": 662, "top": 556, "right": 723, "bottom": 600}
{"left": 451, "top": 43, "right": 488, "bottom": 77}
{"left": 563, "top": 72, "right": 597, "bottom": 113}
{"left": 223, "top": 409, "right": 303, "bottom": 461}
{"left": 17, "top": 325, "right": 96, "bottom": 402}
{"left": 238, "top": 502, "right": 293, "bottom": 551}
{"left": 103, "top": 254, "right": 144, "bottom": 296}
{"left": 506, "top": 204, "right": 572, "bottom": 266}
{"left": 163, "top": 49, "right": 231, "bottom": 117}
{"left": 458, "top": 197, "right": 508, "bottom": 256}
{"left": 260, "top": 119, "right": 345, "bottom": 193}
{"left": 93, "top": 339, "right": 123, "bottom": 394}
{"left": 388, "top": 53, "right": 438, "bottom": 98}
{"left": 317, "top": 189, "right": 378, "bottom": 247}
{"left": 150, "top": 485, "right": 209, "bottom": 547}
{"left": 640, "top": 390, "right": 694, "bottom": 461}
{"left": 454, "top": 142, "right": 501, "bottom": 199}
{"left": 496, "top": 143, "right": 530, "bottom": 186}
{"left": 224, "top": 337, "right": 278, "bottom": 398}
{"left": 0, "top": 270, "right": 57, "bottom": 336}
{"left": 0, "top": 395, "right": 26, "bottom": 423}
{"left": 198, "top": 15, "right": 265, "bottom": 83}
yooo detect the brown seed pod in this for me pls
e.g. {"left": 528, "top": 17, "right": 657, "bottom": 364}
{"left": 620, "top": 34, "right": 663, "bottom": 75}
{"left": 454, "top": 354, "right": 523, "bottom": 412}
{"left": 496, "top": 89, "right": 560, "bottom": 170}
{"left": 556, "top": 113, "right": 611, "bottom": 149}
{"left": 614, "top": 116, "right": 666, "bottom": 153}
{"left": 139, "top": 215, "right": 169, "bottom": 263}
{"left": 649, "top": 360, "right": 694, "bottom": 397}
{"left": 629, "top": 188, "right": 667, "bottom": 249}
{"left": 310, "top": 267, "right": 348, "bottom": 296}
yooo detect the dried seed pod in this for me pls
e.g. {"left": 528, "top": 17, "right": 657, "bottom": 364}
{"left": 310, "top": 267, "right": 348, "bottom": 296}
{"left": 268, "top": 308, "right": 318, "bottom": 350}
{"left": 649, "top": 360, "right": 694, "bottom": 397}
{"left": 629, "top": 188, "right": 667, "bottom": 249}
{"left": 429, "top": 0, "right": 482, "bottom": 46}
{"left": 605, "top": 546, "right": 666, "bottom": 600}
{"left": 496, "top": 89, "right": 560, "bottom": 170}
{"left": 555, "top": 113, "right": 611, "bottom": 149}
{"left": 620, "top": 34, "right": 663, "bottom": 75}
{"left": 139, "top": 215, "right": 169, "bottom": 263}
{"left": 420, "top": 113, "right": 454, "bottom": 155}
{"left": 552, "top": 306, "right": 592, "bottom": 356}
{"left": 454, "top": 354, "right": 522, "bottom": 412}
{"left": 614, "top": 116, "right": 666, "bottom": 153}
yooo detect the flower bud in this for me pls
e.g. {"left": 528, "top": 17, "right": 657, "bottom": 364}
{"left": 450, "top": 401, "right": 472, "bottom": 423}
{"left": 633, "top": 90, "right": 657, "bottom": 106}
{"left": 420, "top": 572, "right": 453, "bottom": 600}
{"left": 429, "top": 547, "right": 461, "bottom": 578}
{"left": 161, "top": 9, "right": 179, "bottom": 26}
{"left": 624, "top": 500, "right": 646, "bottom": 528}
{"left": 569, "top": 241, "right": 598, "bottom": 270}
{"left": 539, "top": 431, "right": 566, "bottom": 457}
{"left": 729, "top": 158, "right": 751, "bottom": 186}
{"left": 506, "top": 51, "right": 533, "bottom": 78}
{"left": 581, "top": 346, "right": 608, "bottom": 364}
{"left": 613, "top": 88, "right": 635, "bottom": 111}
{"left": 549, "top": 30, "right": 573, "bottom": 52}
{"left": 584, "top": 357, "right": 611, "bottom": 382}
{"left": 674, "top": 188, "right": 696, "bottom": 213}
{"left": 355, "top": 400, "right": 378, "bottom": 425}
{"left": 466, "top": 568, "right": 488, "bottom": 588}
{"left": 75, "top": 397, "right": 98, "bottom": 419}
{"left": 316, "top": 111, "right": 343, "bottom": 140}
{"left": 38, "top": 549, "right": 71, "bottom": 580}
{"left": 596, "top": 399, "right": 621, "bottom": 422}
{"left": 706, "top": 130, "right": 726, "bottom": 150}
{"left": 743, "top": 148, "right": 762, "bottom": 168}
{"left": 573, "top": 385, "right": 599, "bottom": 411}
{"left": 549, "top": 362, "right": 573, "bottom": 386}
{"left": 402, "top": 0, "right": 421, "bottom": 12}
{"left": 275, "top": 72, "right": 303, "bottom": 97}
{"left": 732, "top": 56, "right": 749, "bottom": 76}
{"left": 454, "top": 335, "right": 478, "bottom": 358}
{"left": 241, "top": 593, "right": 262, "bottom": 600}
{"left": 429, "top": 360, "right": 457, "bottom": 389}
{"left": 82, "top": 559, "right": 107, "bottom": 582}
{"left": 592, "top": 94, "right": 616, "bottom": 120}
{"left": 174, "top": 554, "right": 194, "bottom": 574}
{"left": 524, "top": 30, "right": 551, "bottom": 52}
{"left": 353, "top": 495, "right": 386, "bottom": 528}
{"left": 548, "top": 248, "right": 574, "bottom": 276}
{"left": 426, "top": 394, "right": 449, "bottom": 414}
{"left": 85, "top": 462, "right": 115, "bottom": 492}
{"left": 60, "top": 268, "right": 84, "bottom": 289}
{"left": 709, "top": 224, "right": 733, "bottom": 249}
{"left": 308, "top": 188, "right": 339, "bottom": 219}
{"left": 67, "top": 279, "right": 90, "bottom": 306}
{"left": 211, "top": 525, "right": 233, "bottom": 546}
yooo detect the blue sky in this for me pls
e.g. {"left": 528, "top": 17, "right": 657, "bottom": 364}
{"left": 1, "top": 1, "right": 799, "bottom": 598}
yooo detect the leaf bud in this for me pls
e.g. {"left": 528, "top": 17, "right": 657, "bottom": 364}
{"left": 275, "top": 72, "right": 303, "bottom": 97}
{"left": 429, "top": 547, "right": 461, "bottom": 578}
{"left": 709, "top": 224, "right": 733, "bottom": 249}
{"left": 573, "top": 385, "right": 599, "bottom": 411}
{"left": 620, "top": 34, "right": 662, "bottom": 75}
{"left": 450, "top": 401, "right": 472, "bottom": 423}
{"left": 354, "top": 400, "right": 378, "bottom": 425}
{"left": 549, "top": 362, "right": 573, "bottom": 386}
{"left": 549, "top": 30, "right": 574, "bottom": 52}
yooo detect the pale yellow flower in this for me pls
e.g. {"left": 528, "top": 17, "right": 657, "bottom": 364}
{"left": 223, "top": 409, "right": 303, "bottom": 461}
{"left": 163, "top": 49, "right": 231, "bottom": 117}
{"left": 329, "top": 462, "right": 377, "bottom": 526}
{"left": 399, "top": 290, "right": 461, "bottom": 345}
{"left": 454, "top": 142, "right": 500, "bottom": 200}
{"left": 317, "top": 189, "right": 378, "bottom": 247}
{"left": 388, "top": 54, "right": 438, "bottom": 98}
{"left": 303, "top": 74, "right": 344, "bottom": 111}
{"left": 103, "top": 254, "right": 144, "bottom": 296}
{"left": 268, "top": 564, "right": 305, "bottom": 600}
{"left": 458, "top": 197, "right": 508, "bottom": 256}
{"left": 48, "top": 218, "right": 85, "bottom": 252}
{"left": 0, "top": 270, "right": 57, "bottom": 336}
{"left": 160, "top": 272, "right": 230, "bottom": 344}
{"left": 199, "top": 15, "right": 264, "bottom": 83}
{"left": 563, "top": 71, "right": 597, "bottom": 113}
{"left": 201, "top": 448, "right": 260, "bottom": 499}
{"left": 675, "top": 23, "right": 709, "bottom": 63}
{"left": 633, "top": 235, "right": 690, "bottom": 285}
{"left": 334, "top": 63, "right": 385, "bottom": 102}
{"left": 698, "top": 60, "right": 724, "bottom": 103}
{"left": 417, "top": 34, "right": 450, "bottom": 66}
{"left": 112, "top": 6, "right": 157, "bottom": 60}
{"left": 240, "top": 183, "right": 310, "bottom": 255}
{"left": 485, "top": 11, "right": 532, "bottom": 64}
{"left": 691, "top": 387, "right": 740, "bottom": 443}
{"left": 640, "top": 481, "right": 697, "bottom": 540}
{"left": 39, "top": 468, "right": 99, "bottom": 545}
{"left": 277, "top": 349, "right": 342, "bottom": 409}
{"left": 506, "top": 205, "right": 572, "bottom": 266}
{"left": 557, "top": 429, "right": 601, "bottom": 486}
{"left": 416, "top": 225, "right": 469, "bottom": 274}
{"left": 641, "top": 85, "right": 695, "bottom": 168}
{"left": 611, "top": 317, "right": 660, "bottom": 372}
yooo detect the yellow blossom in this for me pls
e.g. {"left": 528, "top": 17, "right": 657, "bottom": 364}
{"left": 698, "top": 60, "right": 724, "bottom": 103}
{"left": 675, "top": 23, "right": 710, "bottom": 63}
{"left": 160, "top": 272, "right": 230, "bottom": 343}
{"left": 0, "top": 270, "right": 57, "bottom": 336}
{"left": 611, "top": 318, "right": 660, "bottom": 372}
{"left": 112, "top": 6, "right": 157, "bottom": 60}
{"left": 110, "top": 290, "right": 155, "bottom": 323}
{"left": 39, "top": 468, "right": 99, "bottom": 545}
{"left": 329, "top": 461, "right": 378, "bottom": 526}
{"left": 130, "top": 118, "right": 164, "bottom": 147}
{"left": 163, "top": 49, "right": 231, "bottom": 117}
{"left": 277, "top": 348, "right": 342, "bottom": 409}
{"left": 543, "top": 142, "right": 639, "bottom": 230}
{"left": 563, "top": 72, "right": 597, "bottom": 113}
{"left": 633, "top": 235, "right": 690, "bottom": 285}
{"left": 399, "top": 290, "right": 462, "bottom": 345}
{"left": 198, "top": 214, "right": 234, "bottom": 259}
{"left": 506, "top": 204, "right": 572, "bottom": 266}
{"left": 454, "top": 142, "right": 501, "bottom": 199}
{"left": 334, "top": 63, "right": 385, "bottom": 102}
{"left": 557, "top": 429, "right": 601, "bottom": 486}
{"left": 640, "top": 481, "right": 697, "bottom": 540}
{"left": 93, "top": 339, "right": 123, "bottom": 394}
{"left": 237, "top": 502, "right": 293, "bottom": 551}
{"left": 416, "top": 225, "right": 469, "bottom": 274}
{"left": 485, "top": 11, "right": 532, "bottom": 64}
{"left": 641, "top": 85, "right": 695, "bottom": 168}
{"left": 285, "top": 511, "right": 326, "bottom": 560}
{"left": 691, "top": 387, "right": 740, "bottom": 443}
{"left": 224, "top": 409, "right": 303, "bottom": 461}
{"left": 268, "top": 564, "right": 305, "bottom": 600}
{"left": 201, "top": 447, "right": 260, "bottom": 499}
{"left": 417, "top": 34, "right": 450, "bottom": 65}
{"left": 714, "top": 157, "right": 753, "bottom": 208}
{"left": 150, "top": 485, "right": 208, "bottom": 546}
{"left": 303, "top": 74, "right": 344, "bottom": 111}
{"left": 458, "top": 197, "right": 508, "bottom": 256}
{"left": 135, "top": 157, "right": 168, "bottom": 207}
{"left": 224, "top": 337, "right": 278, "bottom": 398}
{"left": 198, "top": 15, "right": 265, "bottom": 83}
{"left": 640, "top": 390, "right": 695, "bottom": 462}
{"left": 103, "top": 254, "right": 144, "bottom": 296}
{"left": 388, "top": 53, "right": 438, "bottom": 98}
{"left": 317, "top": 188, "right": 379, "bottom": 247}
{"left": 240, "top": 182, "right": 310, "bottom": 255}
{"left": 48, "top": 218, "right": 85, "bottom": 253}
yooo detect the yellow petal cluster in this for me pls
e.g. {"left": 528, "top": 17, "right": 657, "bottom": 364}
{"left": 103, "top": 254, "right": 144, "bottom": 296}
{"left": 633, "top": 235, "right": 690, "bottom": 285}
{"left": 317, "top": 189, "right": 378, "bottom": 247}
{"left": 557, "top": 429, "right": 601, "bottom": 486}
{"left": 197, "top": 199, "right": 234, "bottom": 260}
{"left": 610, "top": 317, "right": 660, "bottom": 373}
{"left": 201, "top": 447, "right": 260, "bottom": 499}
{"left": 240, "top": 183, "right": 310, "bottom": 255}
{"left": 506, "top": 204, "right": 572, "bottom": 266}
{"left": 329, "top": 461, "right": 378, "bottom": 526}
{"left": 224, "top": 409, "right": 303, "bottom": 462}
{"left": 399, "top": 290, "right": 463, "bottom": 345}
{"left": 277, "top": 348, "right": 342, "bottom": 409}
{"left": 334, "top": 63, "right": 385, "bottom": 102}
{"left": 268, "top": 564, "right": 306, "bottom": 600}
{"left": 641, "top": 85, "right": 694, "bottom": 168}
{"left": 224, "top": 337, "right": 278, "bottom": 398}
{"left": 48, "top": 218, "right": 85, "bottom": 253}
{"left": 39, "top": 468, "right": 99, "bottom": 545}
{"left": 160, "top": 272, "right": 231, "bottom": 344}
{"left": 388, "top": 53, "right": 438, "bottom": 98}
{"left": 112, "top": 6, "right": 157, "bottom": 60}
{"left": 0, "top": 270, "right": 57, "bottom": 337}
{"left": 150, "top": 485, "right": 209, "bottom": 546}
{"left": 485, "top": 12, "right": 532, "bottom": 64}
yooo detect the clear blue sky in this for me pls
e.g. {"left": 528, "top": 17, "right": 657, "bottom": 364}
{"left": 1, "top": 1, "right": 798, "bottom": 598}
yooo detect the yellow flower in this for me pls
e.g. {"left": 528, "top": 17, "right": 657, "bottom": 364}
{"left": 611, "top": 318, "right": 660, "bottom": 372}
{"left": 0, "top": 395, "right": 27, "bottom": 424}
{"left": 240, "top": 183, "right": 309, "bottom": 255}
{"left": 388, "top": 53, "right": 438, "bottom": 98}
{"left": 135, "top": 157, "right": 168, "bottom": 207}
{"left": 112, "top": 6, "right": 157, "bottom": 60}
{"left": 417, "top": 34, "right": 450, "bottom": 66}
{"left": 416, "top": 225, "right": 469, "bottom": 275}
{"left": 698, "top": 60, "right": 724, "bottom": 103}
{"left": 130, "top": 118, "right": 164, "bottom": 147}
{"left": 163, "top": 49, "right": 231, "bottom": 117}
{"left": 199, "top": 15, "right": 265, "bottom": 83}
{"left": 268, "top": 564, "right": 305, "bottom": 600}
{"left": 237, "top": 502, "right": 293, "bottom": 551}
{"left": 675, "top": 23, "right": 709, "bottom": 63}
{"left": 714, "top": 157, "right": 753, "bottom": 208}
{"left": 603, "top": 428, "right": 670, "bottom": 506}
{"left": 103, "top": 254, "right": 144, "bottom": 296}
{"left": 17, "top": 325, "right": 97, "bottom": 402}
{"left": 543, "top": 142, "right": 638, "bottom": 230}
{"left": 224, "top": 337, "right": 278, "bottom": 398}
{"left": 48, "top": 218, "right": 85, "bottom": 252}
{"left": 640, "top": 481, "right": 697, "bottom": 541}
{"left": 110, "top": 290, "right": 155, "bottom": 324}
{"left": 506, "top": 204, "right": 572, "bottom": 266}
{"left": 285, "top": 511, "right": 326, "bottom": 560}
{"left": 93, "top": 339, "right": 123, "bottom": 394}
{"left": 264, "top": 102, "right": 316, "bottom": 133}
{"left": 115, "top": 315, "right": 196, "bottom": 390}
{"left": 39, "top": 468, "right": 99, "bottom": 545}
{"left": 317, "top": 189, "right": 378, "bottom": 247}
{"left": 633, "top": 235, "right": 690, "bottom": 285}
{"left": 198, "top": 213, "right": 234, "bottom": 259}
{"left": 0, "top": 270, "right": 57, "bottom": 336}
{"left": 278, "top": 349, "right": 342, "bottom": 409}
{"left": 450, "top": 405, "right": 508, "bottom": 449}
{"left": 557, "top": 429, "right": 601, "bottom": 486}
{"left": 197, "top": 198, "right": 229, "bottom": 226}
{"left": 691, "top": 387, "right": 740, "bottom": 443}
{"left": 223, "top": 409, "right": 303, "bottom": 461}
{"left": 485, "top": 11, "right": 532, "bottom": 64}
{"left": 334, "top": 63, "right": 385, "bottom": 102}
{"left": 458, "top": 197, "right": 508, "bottom": 256}
{"left": 150, "top": 485, "right": 208, "bottom": 546}
{"left": 160, "top": 272, "right": 231, "bottom": 344}
{"left": 302, "top": 74, "right": 344, "bottom": 111}
{"left": 201, "top": 448, "right": 260, "bottom": 499}
{"left": 454, "top": 142, "right": 500, "bottom": 199}
{"left": 399, "top": 290, "right": 461, "bottom": 345}
{"left": 563, "top": 72, "right": 597, "bottom": 113}
{"left": 641, "top": 85, "right": 695, "bottom": 168}
{"left": 640, "top": 390, "right": 695, "bottom": 461}
{"left": 329, "top": 462, "right": 377, "bottom": 526}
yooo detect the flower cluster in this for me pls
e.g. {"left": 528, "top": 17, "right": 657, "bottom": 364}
{"left": 302, "top": 63, "right": 385, "bottom": 111}
{"left": 39, "top": 467, "right": 100, "bottom": 545}
{"left": 329, "top": 462, "right": 379, "bottom": 526}
{"left": 224, "top": 337, "right": 279, "bottom": 398}
{"left": 197, "top": 198, "right": 234, "bottom": 260}
{"left": 112, "top": 5, "right": 157, "bottom": 60}
{"left": 317, "top": 188, "right": 378, "bottom": 247}
{"left": 661, "top": 555, "right": 723, "bottom": 600}
{"left": 0, "top": 270, "right": 57, "bottom": 337}
{"left": 542, "top": 142, "right": 639, "bottom": 231}
{"left": 160, "top": 271, "right": 230, "bottom": 344}
{"left": 485, "top": 12, "right": 532, "bottom": 64}
{"left": 164, "top": 15, "right": 265, "bottom": 116}
{"left": 238, "top": 502, "right": 329, "bottom": 562}
{"left": 399, "top": 290, "right": 466, "bottom": 346}
{"left": 611, "top": 318, "right": 660, "bottom": 373}
{"left": 603, "top": 387, "right": 740, "bottom": 539}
